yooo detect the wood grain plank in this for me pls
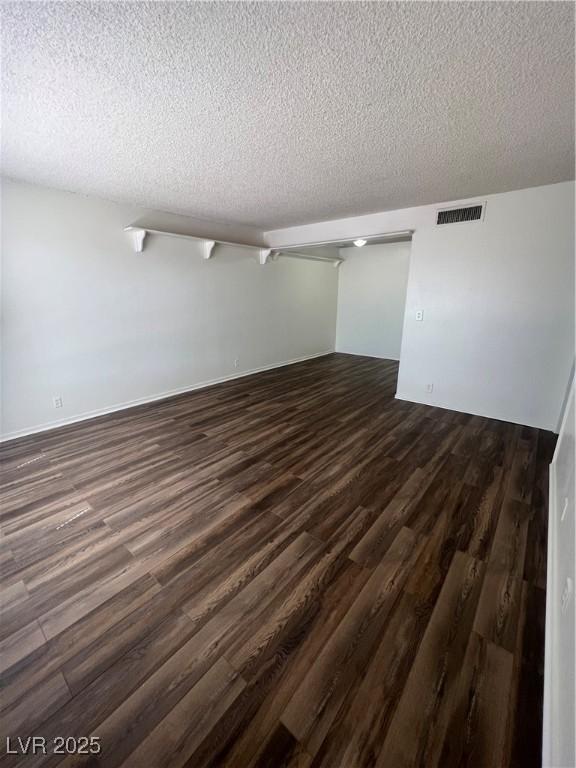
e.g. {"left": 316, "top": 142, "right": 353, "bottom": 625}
{"left": 436, "top": 633, "right": 514, "bottom": 768}
{"left": 311, "top": 591, "right": 428, "bottom": 768}
{"left": 376, "top": 551, "right": 485, "bottom": 768}
{"left": 118, "top": 658, "right": 246, "bottom": 768}
{"left": 281, "top": 527, "right": 422, "bottom": 756}
{"left": 0, "top": 354, "right": 553, "bottom": 768}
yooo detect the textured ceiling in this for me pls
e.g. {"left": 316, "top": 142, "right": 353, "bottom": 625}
{"left": 2, "top": 1, "right": 574, "bottom": 230}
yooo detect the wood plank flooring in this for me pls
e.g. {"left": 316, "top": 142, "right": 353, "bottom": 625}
{"left": 0, "top": 354, "right": 555, "bottom": 768}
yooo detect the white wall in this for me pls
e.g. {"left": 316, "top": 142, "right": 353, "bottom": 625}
{"left": 335, "top": 242, "right": 410, "bottom": 360}
{"left": 3, "top": 180, "right": 573, "bottom": 437}
{"left": 544, "top": 373, "right": 575, "bottom": 768}
{"left": 1, "top": 179, "right": 338, "bottom": 439}
{"left": 266, "top": 181, "right": 575, "bottom": 431}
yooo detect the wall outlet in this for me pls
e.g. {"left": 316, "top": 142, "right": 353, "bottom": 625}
{"left": 53, "top": 396, "right": 63, "bottom": 409}
{"left": 234, "top": 358, "right": 240, "bottom": 369}
{"left": 416, "top": 309, "right": 424, "bottom": 322}
{"left": 425, "top": 383, "right": 434, "bottom": 393}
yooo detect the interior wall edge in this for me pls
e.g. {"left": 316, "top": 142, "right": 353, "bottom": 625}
{"left": 555, "top": 361, "right": 576, "bottom": 434}
{"left": 543, "top": 374, "right": 575, "bottom": 768}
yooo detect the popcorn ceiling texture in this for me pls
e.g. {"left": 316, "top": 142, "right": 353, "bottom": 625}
{"left": 2, "top": 1, "right": 574, "bottom": 230}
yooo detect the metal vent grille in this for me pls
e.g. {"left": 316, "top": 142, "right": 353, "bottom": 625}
{"left": 436, "top": 205, "right": 483, "bottom": 225}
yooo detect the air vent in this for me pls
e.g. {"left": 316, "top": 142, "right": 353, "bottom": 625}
{"left": 436, "top": 204, "right": 484, "bottom": 225}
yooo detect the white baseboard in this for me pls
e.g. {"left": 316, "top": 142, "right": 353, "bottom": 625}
{"left": 543, "top": 460, "right": 557, "bottom": 768}
{"left": 334, "top": 349, "right": 400, "bottom": 361}
{"left": 0, "top": 350, "right": 334, "bottom": 443}
{"left": 394, "top": 391, "right": 556, "bottom": 432}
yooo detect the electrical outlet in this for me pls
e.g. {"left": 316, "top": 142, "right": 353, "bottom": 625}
{"left": 425, "top": 383, "right": 434, "bottom": 393}
{"left": 416, "top": 310, "right": 424, "bottom": 322}
{"left": 234, "top": 358, "right": 240, "bottom": 369}
{"left": 53, "top": 396, "right": 63, "bottom": 409}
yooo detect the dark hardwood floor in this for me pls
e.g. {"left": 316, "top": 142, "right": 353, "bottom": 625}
{"left": 0, "top": 354, "right": 555, "bottom": 768}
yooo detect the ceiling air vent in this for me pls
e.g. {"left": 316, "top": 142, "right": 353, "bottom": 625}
{"left": 436, "top": 204, "right": 484, "bottom": 225}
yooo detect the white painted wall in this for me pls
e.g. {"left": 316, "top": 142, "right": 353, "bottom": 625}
{"left": 267, "top": 181, "right": 575, "bottom": 431}
{"left": 544, "top": 373, "right": 575, "bottom": 768}
{"left": 3, "top": 179, "right": 573, "bottom": 437}
{"left": 0, "top": 179, "right": 338, "bottom": 439}
{"left": 335, "top": 242, "right": 410, "bottom": 360}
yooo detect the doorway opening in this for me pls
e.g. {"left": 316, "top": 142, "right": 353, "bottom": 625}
{"left": 281, "top": 230, "right": 413, "bottom": 366}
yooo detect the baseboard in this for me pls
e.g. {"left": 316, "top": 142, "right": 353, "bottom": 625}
{"left": 0, "top": 350, "right": 334, "bottom": 443}
{"left": 335, "top": 350, "right": 400, "bottom": 361}
{"left": 394, "top": 391, "right": 556, "bottom": 432}
{"left": 542, "top": 460, "right": 557, "bottom": 768}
